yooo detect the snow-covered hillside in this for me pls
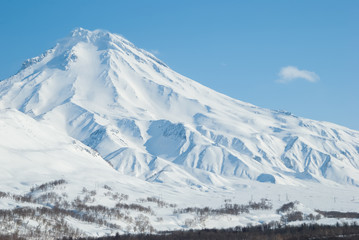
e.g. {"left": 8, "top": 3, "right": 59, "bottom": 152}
{"left": 1, "top": 27, "right": 358, "bottom": 187}
{"left": 1, "top": 28, "right": 359, "bottom": 238}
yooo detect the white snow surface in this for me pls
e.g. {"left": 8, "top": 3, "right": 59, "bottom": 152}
{"left": 1, "top": 28, "right": 359, "bottom": 237}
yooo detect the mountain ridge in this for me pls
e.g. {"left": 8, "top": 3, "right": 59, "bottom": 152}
{"left": 1, "top": 28, "right": 359, "bottom": 189}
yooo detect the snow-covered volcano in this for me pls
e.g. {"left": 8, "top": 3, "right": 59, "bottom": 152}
{"left": 1, "top": 28, "right": 359, "bottom": 188}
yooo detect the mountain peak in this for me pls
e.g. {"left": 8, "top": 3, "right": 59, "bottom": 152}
{"left": 2, "top": 27, "right": 359, "bottom": 237}
{"left": 18, "top": 28, "right": 167, "bottom": 74}
{"left": 71, "top": 27, "right": 92, "bottom": 36}
{"left": 69, "top": 27, "right": 121, "bottom": 44}
{"left": 1, "top": 28, "right": 359, "bottom": 190}
{"left": 71, "top": 27, "right": 91, "bottom": 36}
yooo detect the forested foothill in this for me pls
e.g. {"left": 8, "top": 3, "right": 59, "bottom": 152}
{"left": 60, "top": 223, "right": 359, "bottom": 240}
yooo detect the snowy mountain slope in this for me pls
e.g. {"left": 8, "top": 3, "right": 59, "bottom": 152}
{"left": 1, "top": 109, "right": 359, "bottom": 238}
{"left": 0, "top": 108, "right": 136, "bottom": 192}
{"left": 1, "top": 28, "right": 359, "bottom": 188}
{"left": 0, "top": 107, "right": 210, "bottom": 211}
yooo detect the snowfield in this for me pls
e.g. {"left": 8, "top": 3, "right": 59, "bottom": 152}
{"left": 0, "top": 28, "right": 359, "bottom": 238}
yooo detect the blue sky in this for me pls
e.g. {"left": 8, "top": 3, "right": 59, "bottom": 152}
{"left": 0, "top": 0, "right": 358, "bottom": 130}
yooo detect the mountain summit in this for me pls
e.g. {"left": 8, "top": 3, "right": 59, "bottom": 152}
{"left": 1, "top": 28, "right": 359, "bottom": 188}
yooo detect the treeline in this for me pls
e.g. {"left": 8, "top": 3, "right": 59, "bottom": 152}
{"left": 62, "top": 223, "right": 359, "bottom": 240}
{"left": 276, "top": 201, "right": 321, "bottom": 223}
{"left": 317, "top": 210, "right": 359, "bottom": 219}
{"left": 30, "top": 179, "right": 67, "bottom": 192}
{"left": 0, "top": 192, "right": 155, "bottom": 237}
{"left": 0, "top": 180, "right": 156, "bottom": 238}
{"left": 0, "top": 235, "right": 24, "bottom": 240}
{"left": 3, "top": 179, "right": 359, "bottom": 239}
{"left": 174, "top": 198, "right": 272, "bottom": 216}
{"left": 137, "top": 197, "right": 177, "bottom": 208}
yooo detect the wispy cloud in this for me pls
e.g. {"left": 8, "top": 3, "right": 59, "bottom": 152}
{"left": 150, "top": 49, "right": 160, "bottom": 56}
{"left": 277, "top": 66, "right": 319, "bottom": 83}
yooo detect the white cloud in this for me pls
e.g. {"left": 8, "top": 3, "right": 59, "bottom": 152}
{"left": 277, "top": 66, "right": 319, "bottom": 83}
